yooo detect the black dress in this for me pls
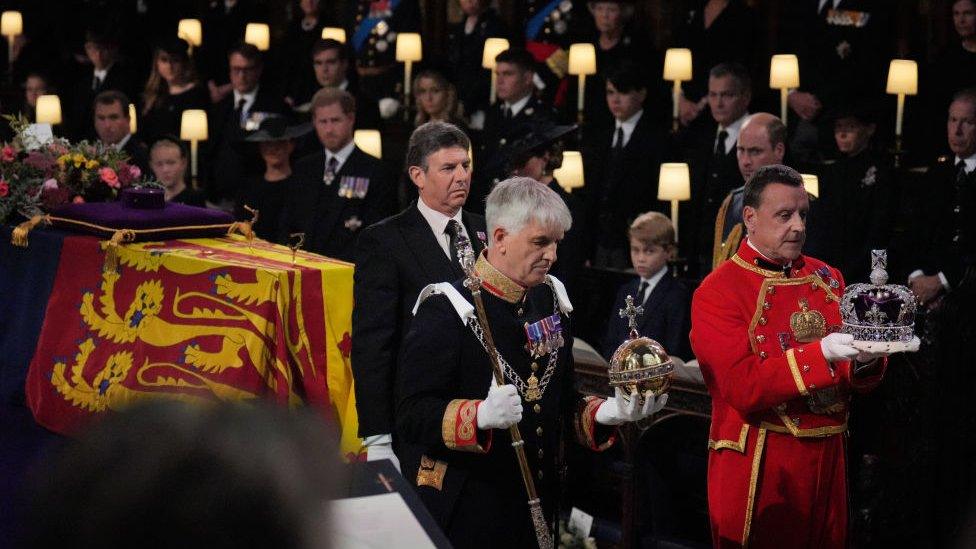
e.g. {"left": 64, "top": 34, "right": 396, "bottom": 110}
{"left": 170, "top": 186, "right": 207, "bottom": 207}
{"left": 141, "top": 85, "right": 211, "bottom": 143}
{"left": 236, "top": 174, "right": 298, "bottom": 243}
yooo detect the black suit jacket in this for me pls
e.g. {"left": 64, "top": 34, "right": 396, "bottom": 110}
{"left": 67, "top": 63, "right": 140, "bottom": 141}
{"left": 684, "top": 116, "right": 743, "bottom": 274}
{"left": 587, "top": 112, "right": 669, "bottom": 254}
{"left": 120, "top": 135, "right": 150, "bottom": 177}
{"left": 904, "top": 157, "right": 976, "bottom": 287}
{"left": 284, "top": 146, "right": 396, "bottom": 262}
{"left": 207, "top": 87, "right": 288, "bottom": 203}
{"left": 352, "top": 202, "right": 486, "bottom": 438}
{"left": 601, "top": 274, "right": 692, "bottom": 362}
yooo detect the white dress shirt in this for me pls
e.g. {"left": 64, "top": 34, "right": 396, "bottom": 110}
{"left": 233, "top": 87, "right": 258, "bottom": 121}
{"left": 637, "top": 264, "right": 668, "bottom": 304}
{"left": 717, "top": 112, "right": 749, "bottom": 155}
{"left": 614, "top": 109, "right": 643, "bottom": 148}
{"left": 504, "top": 94, "right": 532, "bottom": 117}
{"left": 325, "top": 140, "right": 356, "bottom": 175}
{"left": 417, "top": 198, "right": 469, "bottom": 260}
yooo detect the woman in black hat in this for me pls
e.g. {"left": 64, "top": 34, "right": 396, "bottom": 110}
{"left": 141, "top": 38, "right": 210, "bottom": 143}
{"left": 236, "top": 116, "right": 313, "bottom": 241}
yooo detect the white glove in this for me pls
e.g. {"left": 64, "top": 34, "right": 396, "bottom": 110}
{"left": 820, "top": 332, "right": 859, "bottom": 362}
{"left": 378, "top": 97, "right": 400, "bottom": 119}
{"left": 476, "top": 384, "right": 522, "bottom": 430}
{"left": 365, "top": 441, "right": 401, "bottom": 473}
{"left": 594, "top": 387, "right": 669, "bottom": 426}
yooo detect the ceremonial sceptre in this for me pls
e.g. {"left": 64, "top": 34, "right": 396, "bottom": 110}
{"left": 456, "top": 237, "right": 554, "bottom": 549}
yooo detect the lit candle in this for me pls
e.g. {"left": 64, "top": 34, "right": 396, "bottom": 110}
{"left": 128, "top": 103, "right": 137, "bottom": 134}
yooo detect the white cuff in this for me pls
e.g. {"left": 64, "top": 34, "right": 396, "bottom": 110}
{"left": 908, "top": 269, "right": 924, "bottom": 282}
{"left": 938, "top": 271, "right": 950, "bottom": 290}
{"left": 363, "top": 433, "right": 392, "bottom": 447}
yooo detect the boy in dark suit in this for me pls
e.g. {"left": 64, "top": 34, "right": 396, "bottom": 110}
{"left": 602, "top": 211, "right": 691, "bottom": 360}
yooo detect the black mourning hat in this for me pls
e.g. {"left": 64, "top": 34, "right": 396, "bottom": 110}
{"left": 244, "top": 115, "right": 313, "bottom": 142}
{"left": 501, "top": 120, "right": 577, "bottom": 171}
{"left": 157, "top": 37, "right": 191, "bottom": 61}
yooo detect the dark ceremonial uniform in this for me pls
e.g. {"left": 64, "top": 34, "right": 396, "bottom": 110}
{"left": 712, "top": 185, "right": 745, "bottom": 269}
{"left": 397, "top": 255, "right": 613, "bottom": 547}
{"left": 345, "top": 0, "right": 422, "bottom": 98}
{"left": 519, "top": 0, "right": 584, "bottom": 107}
{"left": 352, "top": 202, "right": 487, "bottom": 439}
{"left": 282, "top": 145, "right": 396, "bottom": 261}
{"left": 806, "top": 150, "right": 894, "bottom": 283}
{"left": 691, "top": 239, "right": 886, "bottom": 548}
{"left": 446, "top": 8, "right": 509, "bottom": 119}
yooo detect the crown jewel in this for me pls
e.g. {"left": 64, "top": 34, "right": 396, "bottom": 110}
{"left": 840, "top": 250, "right": 916, "bottom": 342}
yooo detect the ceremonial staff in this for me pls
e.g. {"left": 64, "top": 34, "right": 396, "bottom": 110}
{"left": 456, "top": 238, "right": 554, "bottom": 549}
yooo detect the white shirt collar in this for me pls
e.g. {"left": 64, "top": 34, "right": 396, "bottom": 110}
{"left": 718, "top": 112, "right": 749, "bottom": 152}
{"left": 955, "top": 152, "right": 976, "bottom": 174}
{"left": 818, "top": 0, "right": 842, "bottom": 12}
{"left": 326, "top": 139, "right": 356, "bottom": 172}
{"left": 112, "top": 133, "right": 132, "bottom": 151}
{"left": 638, "top": 264, "right": 668, "bottom": 302}
{"left": 505, "top": 94, "right": 531, "bottom": 117}
{"left": 93, "top": 67, "right": 109, "bottom": 82}
{"left": 233, "top": 87, "right": 259, "bottom": 112}
{"left": 614, "top": 109, "right": 643, "bottom": 148}
{"left": 417, "top": 198, "right": 467, "bottom": 259}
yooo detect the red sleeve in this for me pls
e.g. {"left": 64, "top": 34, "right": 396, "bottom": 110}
{"left": 691, "top": 284, "right": 845, "bottom": 416}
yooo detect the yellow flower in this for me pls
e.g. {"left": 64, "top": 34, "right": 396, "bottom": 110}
{"left": 86, "top": 159, "right": 99, "bottom": 169}
{"left": 57, "top": 154, "right": 69, "bottom": 166}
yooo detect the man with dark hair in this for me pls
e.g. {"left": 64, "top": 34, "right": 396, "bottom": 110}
{"left": 207, "top": 42, "right": 288, "bottom": 208}
{"left": 475, "top": 48, "right": 556, "bottom": 212}
{"left": 67, "top": 29, "right": 138, "bottom": 141}
{"left": 351, "top": 121, "right": 487, "bottom": 470}
{"left": 282, "top": 88, "right": 396, "bottom": 261}
{"left": 685, "top": 62, "right": 752, "bottom": 275}
{"left": 286, "top": 39, "right": 380, "bottom": 130}
{"left": 589, "top": 62, "right": 668, "bottom": 268}
{"left": 712, "top": 112, "right": 787, "bottom": 269}
{"left": 691, "top": 163, "right": 899, "bottom": 549}
{"left": 93, "top": 90, "right": 149, "bottom": 175}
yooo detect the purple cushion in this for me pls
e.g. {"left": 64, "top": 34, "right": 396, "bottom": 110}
{"left": 49, "top": 201, "right": 235, "bottom": 241}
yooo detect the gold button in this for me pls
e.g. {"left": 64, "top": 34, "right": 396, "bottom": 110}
{"left": 531, "top": 362, "right": 539, "bottom": 372}
{"left": 768, "top": 286, "right": 776, "bottom": 295}
{"left": 809, "top": 384, "right": 816, "bottom": 390}
{"left": 759, "top": 317, "right": 768, "bottom": 325}
{"left": 756, "top": 335, "right": 766, "bottom": 343}
{"left": 763, "top": 301, "right": 771, "bottom": 310}
{"left": 536, "top": 427, "right": 543, "bottom": 436}
{"left": 759, "top": 351, "right": 768, "bottom": 359}
{"left": 802, "top": 364, "right": 810, "bottom": 372}
{"left": 538, "top": 449, "right": 544, "bottom": 459}
{"left": 533, "top": 404, "right": 541, "bottom": 413}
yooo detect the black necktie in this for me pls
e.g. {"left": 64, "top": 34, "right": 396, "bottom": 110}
{"left": 92, "top": 75, "right": 102, "bottom": 91}
{"left": 637, "top": 280, "right": 648, "bottom": 303}
{"left": 502, "top": 105, "right": 512, "bottom": 120}
{"left": 446, "top": 219, "right": 462, "bottom": 267}
{"left": 236, "top": 98, "right": 247, "bottom": 126}
{"left": 613, "top": 126, "right": 625, "bottom": 150}
{"left": 714, "top": 129, "right": 729, "bottom": 157}
{"left": 956, "top": 160, "right": 968, "bottom": 185}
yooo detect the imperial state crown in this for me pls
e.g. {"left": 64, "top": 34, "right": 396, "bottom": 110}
{"left": 840, "top": 250, "right": 918, "bottom": 352}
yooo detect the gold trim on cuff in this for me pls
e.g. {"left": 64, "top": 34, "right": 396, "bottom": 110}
{"left": 785, "top": 348, "right": 809, "bottom": 396}
{"left": 442, "top": 399, "right": 487, "bottom": 453}
{"left": 707, "top": 423, "right": 750, "bottom": 453}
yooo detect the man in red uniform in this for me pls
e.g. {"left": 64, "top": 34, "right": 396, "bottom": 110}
{"left": 690, "top": 164, "right": 890, "bottom": 548}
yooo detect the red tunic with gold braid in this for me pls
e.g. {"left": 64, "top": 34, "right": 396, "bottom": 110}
{"left": 690, "top": 239, "right": 885, "bottom": 549}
